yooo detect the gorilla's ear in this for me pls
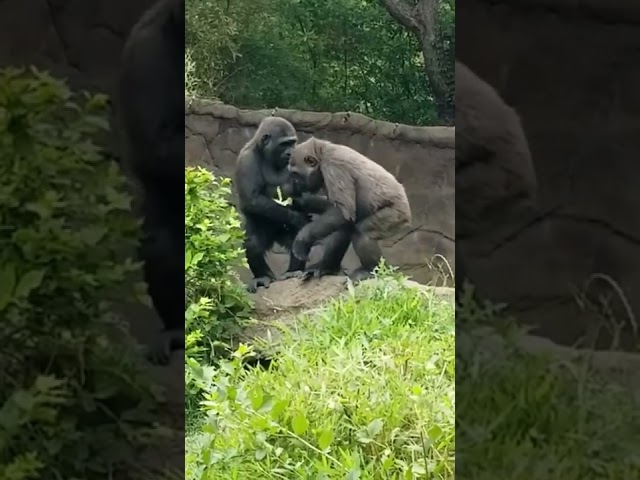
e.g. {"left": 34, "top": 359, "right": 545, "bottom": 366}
{"left": 303, "top": 156, "right": 318, "bottom": 168}
{"left": 259, "top": 134, "right": 271, "bottom": 149}
{"left": 312, "top": 137, "right": 323, "bottom": 158}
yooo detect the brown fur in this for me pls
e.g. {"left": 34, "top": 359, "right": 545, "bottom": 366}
{"left": 455, "top": 61, "right": 537, "bottom": 238}
{"left": 290, "top": 137, "right": 412, "bottom": 240}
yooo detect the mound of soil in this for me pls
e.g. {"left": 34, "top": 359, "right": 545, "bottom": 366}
{"left": 241, "top": 275, "right": 454, "bottom": 345}
{"left": 242, "top": 275, "right": 640, "bottom": 382}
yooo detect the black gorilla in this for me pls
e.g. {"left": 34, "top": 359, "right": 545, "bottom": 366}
{"left": 234, "top": 117, "right": 312, "bottom": 292}
{"left": 113, "top": 0, "right": 185, "bottom": 365}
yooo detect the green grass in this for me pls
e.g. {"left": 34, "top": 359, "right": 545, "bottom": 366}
{"left": 186, "top": 275, "right": 640, "bottom": 479}
{"left": 456, "top": 293, "right": 640, "bottom": 479}
{"left": 185, "top": 278, "right": 455, "bottom": 479}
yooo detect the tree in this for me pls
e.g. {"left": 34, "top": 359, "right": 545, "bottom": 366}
{"left": 378, "top": 0, "right": 454, "bottom": 124}
{"left": 186, "top": 0, "right": 453, "bottom": 126}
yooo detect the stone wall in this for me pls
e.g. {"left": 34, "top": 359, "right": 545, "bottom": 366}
{"left": 458, "top": 0, "right": 640, "bottom": 349}
{"left": 0, "top": 0, "right": 156, "bottom": 93}
{"left": 185, "top": 99, "right": 455, "bottom": 285}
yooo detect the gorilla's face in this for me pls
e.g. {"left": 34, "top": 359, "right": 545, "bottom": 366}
{"left": 261, "top": 133, "right": 297, "bottom": 170}
{"left": 288, "top": 139, "right": 324, "bottom": 193}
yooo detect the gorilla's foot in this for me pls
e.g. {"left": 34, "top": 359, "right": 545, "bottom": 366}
{"left": 247, "top": 275, "right": 274, "bottom": 293}
{"left": 281, "top": 270, "right": 304, "bottom": 280}
{"left": 300, "top": 263, "right": 345, "bottom": 282}
{"left": 348, "top": 267, "right": 375, "bottom": 284}
{"left": 146, "top": 330, "right": 185, "bottom": 366}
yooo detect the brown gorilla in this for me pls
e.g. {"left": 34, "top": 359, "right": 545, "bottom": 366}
{"left": 287, "top": 137, "right": 412, "bottom": 282}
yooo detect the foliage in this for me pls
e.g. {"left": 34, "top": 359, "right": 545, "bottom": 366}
{"left": 436, "top": 0, "right": 455, "bottom": 94}
{"left": 375, "top": 0, "right": 456, "bottom": 123}
{"left": 184, "top": 167, "right": 252, "bottom": 363}
{"left": 0, "top": 67, "right": 166, "bottom": 479}
{"left": 185, "top": 50, "right": 201, "bottom": 99}
{"left": 456, "top": 288, "right": 640, "bottom": 478}
{"left": 185, "top": 0, "right": 454, "bottom": 126}
{"left": 185, "top": 273, "right": 455, "bottom": 479}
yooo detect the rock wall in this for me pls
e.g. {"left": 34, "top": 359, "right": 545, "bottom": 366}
{"left": 185, "top": 99, "right": 455, "bottom": 285}
{"left": 458, "top": 0, "right": 640, "bottom": 349}
{"left": 0, "top": 0, "right": 156, "bottom": 93}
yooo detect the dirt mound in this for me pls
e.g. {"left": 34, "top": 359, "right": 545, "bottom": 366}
{"left": 243, "top": 276, "right": 640, "bottom": 381}
{"left": 241, "top": 275, "right": 454, "bottom": 345}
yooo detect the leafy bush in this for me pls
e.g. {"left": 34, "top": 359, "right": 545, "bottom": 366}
{"left": 186, "top": 275, "right": 455, "bottom": 479}
{"left": 0, "top": 67, "right": 166, "bottom": 479}
{"left": 184, "top": 168, "right": 251, "bottom": 361}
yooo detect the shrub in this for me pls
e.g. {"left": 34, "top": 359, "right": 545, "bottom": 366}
{"left": 185, "top": 167, "right": 252, "bottom": 357}
{"left": 0, "top": 67, "right": 167, "bottom": 479}
{"left": 185, "top": 274, "right": 455, "bottom": 479}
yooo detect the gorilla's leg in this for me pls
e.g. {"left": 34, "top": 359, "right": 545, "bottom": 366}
{"left": 291, "top": 206, "right": 350, "bottom": 262}
{"left": 244, "top": 220, "right": 277, "bottom": 293}
{"left": 140, "top": 197, "right": 185, "bottom": 365}
{"left": 349, "top": 232, "right": 382, "bottom": 283}
{"left": 276, "top": 228, "right": 307, "bottom": 280}
{"left": 355, "top": 204, "right": 410, "bottom": 245}
{"left": 301, "top": 228, "right": 351, "bottom": 281}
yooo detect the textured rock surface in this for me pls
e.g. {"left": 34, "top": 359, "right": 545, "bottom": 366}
{"left": 457, "top": 0, "right": 640, "bottom": 351}
{"left": 185, "top": 99, "right": 456, "bottom": 285}
{"left": 0, "top": 0, "right": 156, "bottom": 92}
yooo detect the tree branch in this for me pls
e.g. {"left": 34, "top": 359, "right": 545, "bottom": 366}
{"left": 377, "top": 0, "right": 420, "bottom": 33}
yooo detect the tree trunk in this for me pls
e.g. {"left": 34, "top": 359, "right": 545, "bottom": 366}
{"left": 421, "top": 34, "right": 454, "bottom": 125}
{"left": 378, "top": 0, "right": 453, "bottom": 124}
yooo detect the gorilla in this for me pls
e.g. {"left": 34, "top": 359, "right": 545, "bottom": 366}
{"left": 455, "top": 60, "right": 537, "bottom": 306}
{"left": 287, "top": 137, "right": 412, "bottom": 282}
{"left": 233, "top": 117, "right": 313, "bottom": 293}
{"left": 113, "top": 0, "right": 185, "bottom": 365}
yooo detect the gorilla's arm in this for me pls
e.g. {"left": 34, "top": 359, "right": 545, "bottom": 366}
{"left": 117, "top": 27, "right": 183, "bottom": 189}
{"left": 303, "top": 207, "right": 351, "bottom": 240}
{"left": 292, "top": 206, "right": 352, "bottom": 261}
{"left": 236, "top": 156, "right": 306, "bottom": 226}
{"left": 292, "top": 193, "right": 334, "bottom": 214}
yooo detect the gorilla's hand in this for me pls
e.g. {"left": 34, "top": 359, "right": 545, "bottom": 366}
{"left": 292, "top": 228, "right": 312, "bottom": 261}
{"left": 247, "top": 275, "right": 275, "bottom": 293}
{"left": 291, "top": 196, "right": 305, "bottom": 212}
{"left": 288, "top": 210, "right": 312, "bottom": 230}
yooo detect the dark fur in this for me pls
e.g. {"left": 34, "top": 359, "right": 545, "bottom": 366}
{"left": 455, "top": 60, "right": 536, "bottom": 238}
{"left": 455, "top": 61, "right": 537, "bottom": 304}
{"left": 288, "top": 137, "right": 412, "bottom": 281}
{"left": 113, "top": 0, "right": 185, "bottom": 365}
{"left": 234, "top": 117, "right": 312, "bottom": 292}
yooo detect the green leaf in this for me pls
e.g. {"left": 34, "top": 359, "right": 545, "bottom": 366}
{"left": 192, "top": 251, "right": 205, "bottom": 265}
{"left": 317, "top": 429, "right": 334, "bottom": 450}
{"left": 271, "top": 399, "right": 288, "bottom": 420}
{"left": 367, "top": 418, "right": 384, "bottom": 437}
{"left": 427, "top": 424, "right": 443, "bottom": 442}
{"left": 76, "top": 226, "right": 107, "bottom": 245}
{"left": 250, "top": 389, "right": 264, "bottom": 410}
{"left": 0, "top": 263, "right": 17, "bottom": 310}
{"left": 291, "top": 413, "right": 309, "bottom": 436}
{"left": 14, "top": 269, "right": 45, "bottom": 298}
{"left": 346, "top": 469, "right": 361, "bottom": 480}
